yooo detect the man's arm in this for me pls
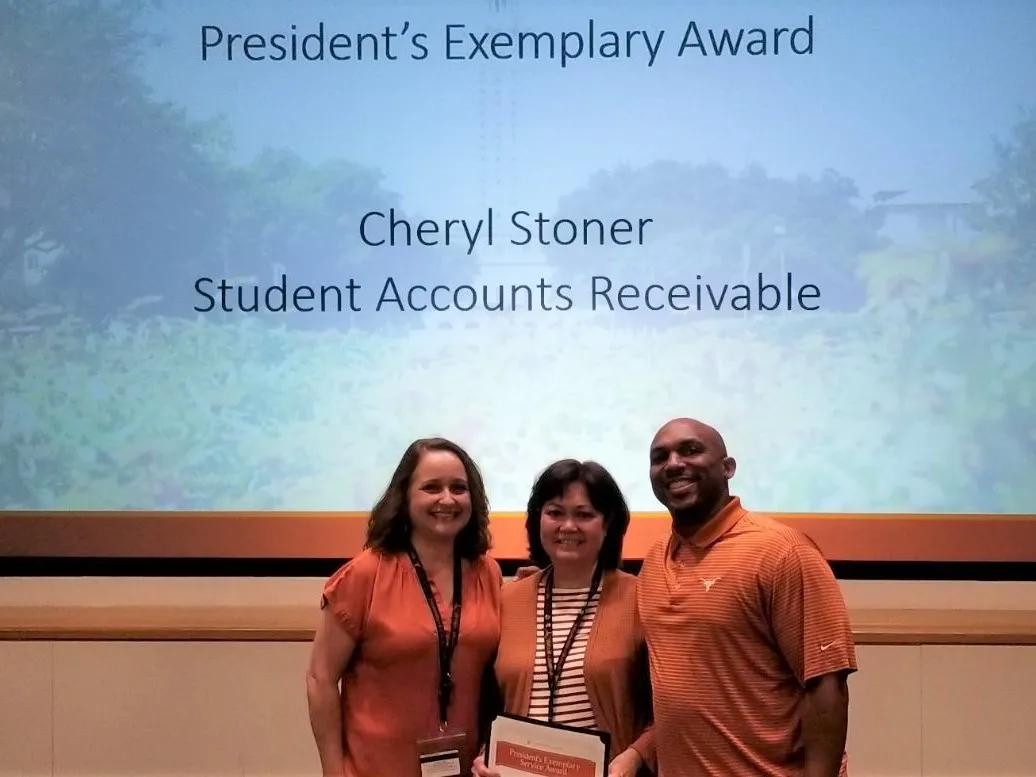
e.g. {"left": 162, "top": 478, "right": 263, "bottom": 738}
{"left": 802, "top": 670, "right": 850, "bottom": 777}
{"left": 768, "top": 540, "right": 857, "bottom": 777}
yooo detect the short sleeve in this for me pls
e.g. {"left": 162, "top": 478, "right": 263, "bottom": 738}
{"left": 320, "top": 550, "right": 380, "bottom": 642}
{"left": 479, "top": 555, "right": 505, "bottom": 621}
{"left": 768, "top": 540, "right": 858, "bottom": 685}
{"left": 482, "top": 554, "right": 504, "bottom": 588}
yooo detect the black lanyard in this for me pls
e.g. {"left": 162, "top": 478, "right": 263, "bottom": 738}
{"left": 408, "top": 547, "right": 463, "bottom": 729}
{"left": 542, "top": 565, "right": 603, "bottom": 722}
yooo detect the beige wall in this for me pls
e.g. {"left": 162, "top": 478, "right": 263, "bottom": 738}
{"left": 2, "top": 578, "right": 1035, "bottom": 777}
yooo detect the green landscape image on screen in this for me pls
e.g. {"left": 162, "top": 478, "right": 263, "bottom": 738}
{"left": 1, "top": 0, "right": 1034, "bottom": 513}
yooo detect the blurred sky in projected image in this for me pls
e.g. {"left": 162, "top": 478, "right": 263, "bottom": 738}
{"left": 139, "top": 0, "right": 1036, "bottom": 219}
{"left": 2, "top": 0, "right": 1035, "bottom": 515}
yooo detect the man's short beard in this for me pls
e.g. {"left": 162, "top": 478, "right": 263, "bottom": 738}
{"left": 672, "top": 501, "right": 712, "bottom": 528}
{"left": 671, "top": 487, "right": 726, "bottom": 529}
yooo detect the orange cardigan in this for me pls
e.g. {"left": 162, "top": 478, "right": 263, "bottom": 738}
{"left": 489, "top": 568, "right": 656, "bottom": 773}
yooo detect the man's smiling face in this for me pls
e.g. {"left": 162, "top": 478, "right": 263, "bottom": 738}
{"left": 648, "top": 418, "right": 735, "bottom": 527}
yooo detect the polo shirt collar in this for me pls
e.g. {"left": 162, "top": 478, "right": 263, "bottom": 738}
{"left": 670, "top": 496, "right": 746, "bottom": 553}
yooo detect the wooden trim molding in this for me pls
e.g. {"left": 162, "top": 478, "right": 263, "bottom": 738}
{"left": 2, "top": 605, "right": 1035, "bottom": 645}
{"left": 3, "top": 511, "right": 1036, "bottom": 563}
{"left": 850, "top": 609, "right": 1036, "bottom": 645}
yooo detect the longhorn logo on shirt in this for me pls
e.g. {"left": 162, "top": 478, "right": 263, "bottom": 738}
{"left": 700, "top": 577, "right": 720, "bottom": 592}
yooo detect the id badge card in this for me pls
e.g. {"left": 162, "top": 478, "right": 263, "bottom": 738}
{"left": 416, "top": 729, "right": 467, "bottom": 777}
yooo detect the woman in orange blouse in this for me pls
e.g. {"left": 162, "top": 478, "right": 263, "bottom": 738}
{"left": 306, "top": 437, "right": 503, "bottom": 777}
{"left": 474, "top": 459, "right": 655, "bottom": 777}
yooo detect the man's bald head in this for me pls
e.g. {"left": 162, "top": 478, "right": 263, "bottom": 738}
{"left": 649, "top": 417, "right": 735, "bottom": 529}
{"left": 651, "top": 418, "right": 728, "bottom": 458}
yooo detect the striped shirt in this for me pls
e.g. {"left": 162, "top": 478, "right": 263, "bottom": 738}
{"left": 637, "top": 496, "right": 858, "bottom": 777}
{"left": 527, "top": 581, "right": 601, "bottom": 728}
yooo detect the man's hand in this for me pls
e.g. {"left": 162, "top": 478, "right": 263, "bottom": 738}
{"left": 514, "top": 565, "right": 540, "bottom": 580}
{"left": 607, "top": 747, "right": 644, "bottom": 777}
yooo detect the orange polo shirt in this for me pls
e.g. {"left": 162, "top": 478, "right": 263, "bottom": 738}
{"left": 637, "top": 497, "right": 858, "bottom": 777}
{"left": 321, "top": 548, "right": 502, "bottom": 777}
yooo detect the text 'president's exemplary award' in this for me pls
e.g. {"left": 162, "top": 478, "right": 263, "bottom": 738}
{"left": 488, "top": 713, "right": 610, "bottom": 777}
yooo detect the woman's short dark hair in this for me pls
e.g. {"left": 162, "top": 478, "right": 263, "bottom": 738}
{"left": 365, "top": 437, "right": 492, "bottom": 560}
{"left": 525, "top": 459, "right": 631, "bottom": 570}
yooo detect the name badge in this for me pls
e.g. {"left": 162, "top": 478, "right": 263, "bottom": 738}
{"left": 417, "top": 730, "right": 467, "bottom": 777}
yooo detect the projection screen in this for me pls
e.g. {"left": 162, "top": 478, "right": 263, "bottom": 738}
{"left": 2, "top": 0, "right": 1035, "bottom": 563}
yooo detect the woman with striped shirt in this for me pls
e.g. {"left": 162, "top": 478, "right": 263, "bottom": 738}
{"left": 473, "top": 459, "right": 655, "bottom": 777}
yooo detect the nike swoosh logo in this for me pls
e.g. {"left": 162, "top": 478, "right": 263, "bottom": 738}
{"left": 820, "top": 642, "right": 836, "bottom": 651}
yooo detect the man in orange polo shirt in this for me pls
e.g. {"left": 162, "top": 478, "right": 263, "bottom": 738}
{"left": 637, "top": 417, "right": 857, "bottom": 777}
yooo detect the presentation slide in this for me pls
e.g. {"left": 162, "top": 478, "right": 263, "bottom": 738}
{"left": 2, "top": 0, "right": 1034, "bottom": 559}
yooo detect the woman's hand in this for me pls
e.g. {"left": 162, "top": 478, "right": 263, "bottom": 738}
{"left": 471, "top": 752, "right": 502, "bottom": 777}
{"left": 607, "top": 747, "right": 644, "bottom": 777}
